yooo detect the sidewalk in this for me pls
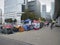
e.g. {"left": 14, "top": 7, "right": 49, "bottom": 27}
{"left": 0, "top": 26, "right": 60, "bottom": 45}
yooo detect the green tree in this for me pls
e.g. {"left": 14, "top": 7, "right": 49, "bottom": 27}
{"left": 40, "top": 17, "right": 46, "bottom": 22}
{"left": 21, "top": 9, "right": 38, "bottom": 20}
{"left": 5, "top": 18, "right": 17, "bottom": 23}
{"left": 13, "top": 19, "right": 17, "bottom": 23}
{"left": 5, "top": 18, "right": 13, "bottom": 23}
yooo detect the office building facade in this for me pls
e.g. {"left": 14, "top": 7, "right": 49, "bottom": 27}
{"left": 50, "top": 2, "right": 55, "bottom": 19}
{"left": 4, "top": 0, "right": 28, "bottom": 25}
{"left": 0, "top": 9, "right": 2, "bottom": 24}
{"left": 53, "top": 0, "right": 60, "bottom": 26}
{"left": 28, "top": 0, "right": 41, "bottom": 17}
{"left": 46, "top": 12, "right": 51, "bottom": 20}
{"left": 54, "top": 0, "right": 60, "bottom": 19}
{"left": 41, "top": 5, "right": 47, "bottom": 19}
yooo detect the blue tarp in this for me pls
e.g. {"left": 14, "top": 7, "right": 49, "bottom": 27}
{"left": 24, "top": 19, "right": 31, "bottom": 23}
{"left": 23, "top": 24, "right": 29, "bottom": 31}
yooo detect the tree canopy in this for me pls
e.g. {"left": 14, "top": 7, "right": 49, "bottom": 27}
{"left": 5, "top": 18, "right": 17, "bottom": 23}
{"left": 21, "top": 9, "right": 38, "bottom": 20}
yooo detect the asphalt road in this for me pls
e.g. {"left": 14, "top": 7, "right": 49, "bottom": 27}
{"left": 0, "top": 26, "right": 60, "bottom": 45}
{"left": 0, "top": 36, "right": 32, "bottom": 45}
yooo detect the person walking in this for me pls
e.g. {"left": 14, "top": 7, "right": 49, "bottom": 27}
{"left": 50, "top": 20, "right": 55, "bottom": 29}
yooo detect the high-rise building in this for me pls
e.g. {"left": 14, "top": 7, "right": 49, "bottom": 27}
{"left": 50, "top": 2, "right": 55, "bottom": 19}
{"left": 0, "top": 9, "right": 2, "bottom": 24}
{"left": 46, "top": 12, "right": 51, "bottom": 20}
{"left": 53, "top": 0, "right": 60, "bottom": 26}
{"left": 28, "top": 0, "right": 41, "bottom": 17}
{"left": 41, "top": 5, "right": 46, "bottom": 19}
{"left": 54, "top": 0, "right": 60, "bottom": 19}
{"left": 4, "top": 0, "right": 28, "bottom": 25}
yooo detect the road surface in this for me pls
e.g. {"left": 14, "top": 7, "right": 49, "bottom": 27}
{"left": 0, "top": 36, "right": 32, "bottom": 45}
{"left": 0, "top": 26, "right": 60, "bottom": 45}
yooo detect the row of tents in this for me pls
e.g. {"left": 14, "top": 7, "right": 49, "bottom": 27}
{"left": 0, "top": 19, "right": 44, "bottom": 34}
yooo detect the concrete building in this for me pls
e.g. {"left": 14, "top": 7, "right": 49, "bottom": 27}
{"left": 46, "top": 12, "right": 51, "bottom": 20}
{"left": 4, "top": 0, "right": 28, "bottom": 25}
{"left": 54, "top": 0, "right": 60, "bottom": 19}
{"left": 28, "top": 0, "right": 41, "bottom": 17}
{"left": 41, "top": 5, "right": 47, "bottom": 19}
{"left": 50, "top": 2, "right": 55, "bottom": 19}
{"left": 0, "top": 9, "right": 2, "bottom": 24}
{"left": 53, "top": 0, "right": 60, "bottom": 26}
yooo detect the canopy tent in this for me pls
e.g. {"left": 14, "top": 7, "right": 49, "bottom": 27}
{"left": 24, "top": 19, "right": 31, "bottom": 23}
{"left": 33, "top": 20, "right": 39, "bottom": 23}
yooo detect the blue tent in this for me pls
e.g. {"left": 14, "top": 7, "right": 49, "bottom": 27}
{"left": 24, "top": 19, "right": 31, "bottom": 23}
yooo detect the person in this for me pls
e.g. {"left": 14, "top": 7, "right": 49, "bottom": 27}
{"left": 50, "top": 20, "right": 55, "bottom": 29}
{"left": 47, "top": 22, "right": 49, "bottom": 27}
{"left": 44, "top": 21, "right": 48, "bottom": 27}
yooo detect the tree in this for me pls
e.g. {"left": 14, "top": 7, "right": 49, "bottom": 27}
{"left": 40, "top": 17, "right": 46, "bottom": 22}
{"left": 13, "top": 19, "right": 17, "bottom": 24}
{"left": 5, "top": 18, "right": 13, "bottom": 23}
{"left": 5, "top": 18, "right": 17, "bottom": 23}
{"left": 13, "top": 19, "right": 17, "bottom": 22}
{"left": 21, "top": 9, "right": 38, "bottom": 20}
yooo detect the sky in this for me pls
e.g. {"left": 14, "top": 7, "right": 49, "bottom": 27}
{"left": 39, "top": 0, "right": 54, "bottom": 12}
{"left": 0, "top": 0, "right": 54, "bottom": 13}
{"left": 0, "top": 0, "right": 4, "bottom": 13}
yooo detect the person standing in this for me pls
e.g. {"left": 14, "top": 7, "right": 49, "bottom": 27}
{"left": 50, "top": 20, "right": 55, "bottom": 29}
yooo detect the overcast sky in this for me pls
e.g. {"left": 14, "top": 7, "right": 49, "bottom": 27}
{"left": 0, "top": 0, "right": 4, "bottom": 13}
{"left": 39, "top": 0, "right": 54, "bottom": 12}
{"left": 0, "top": 0, "right": 54, "bottom": 13}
